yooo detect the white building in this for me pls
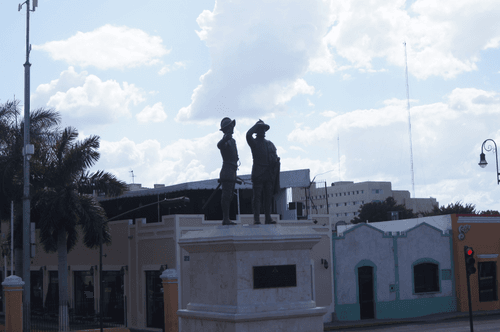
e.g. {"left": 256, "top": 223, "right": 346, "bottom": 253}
{"left": 291, "top": 181, "right": 438, "bottom": 224}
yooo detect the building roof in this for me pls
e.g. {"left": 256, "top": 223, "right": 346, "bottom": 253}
{"left": 97, "top": 169, "right": 311, "bottom": 202}
{"left": 337, "top": 214, "right": 452, "bottom": 235}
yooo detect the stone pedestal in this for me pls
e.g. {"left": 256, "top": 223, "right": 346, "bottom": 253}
{"left": 161, "top": 269, "right": 179, "bottom": 332}
{"left": 2, "top": 275, "right": 25, "bottom": 332}
{"left": 178, "top": 225, "right": 327, "bottom": 332}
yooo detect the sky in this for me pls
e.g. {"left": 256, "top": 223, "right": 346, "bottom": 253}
{"left": 1, "top": 0, "right": 500, "bottom": 212}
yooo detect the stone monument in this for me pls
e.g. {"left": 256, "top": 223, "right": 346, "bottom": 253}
{"left": 177, "top": 225, "right": 327, "bottom": 331}
{"left": 246, "top": 119, "right": 280, "bottom": 224}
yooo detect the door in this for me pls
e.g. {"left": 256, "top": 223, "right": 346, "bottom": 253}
{"left": 74, "top": 271, "right": 94, "bottom": 316}
{"left": 102, "top": 271, "right": 124, "bottom": 324}
{"left": 45, "top": 271, "right": 59, "bottom": 311}
{"left": 146, "top": 271, "right": 164, "bottom": 329}
{"left": 31, "top": 271, "right": 44, "bottom": 312}
{"left": 358, "top": 266, "right": 375, "bottom": 319}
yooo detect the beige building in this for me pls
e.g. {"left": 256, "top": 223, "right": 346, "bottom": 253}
{"left": 291, "top": 181, "right": 438, "bottom": 224}
{"left": 0, "top": 213, "right": 336, "bottom": 329}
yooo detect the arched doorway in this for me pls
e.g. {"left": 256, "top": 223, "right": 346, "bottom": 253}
{"left": 358, "top": 266, "right": 375, "bottom": 319}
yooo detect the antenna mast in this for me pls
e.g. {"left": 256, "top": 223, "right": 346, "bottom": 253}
{"left": 130, "top": 170, "right": 135, "bottom": 184}
{"left": 337, "top": 134, "right": 341, "bottom": 181}
{"left": 404, "top": 41, "right": 416, "bottom": 198}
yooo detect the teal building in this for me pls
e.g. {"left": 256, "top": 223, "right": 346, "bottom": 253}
{"left": 333, "top": 215, "right": 457, "bottom": 321}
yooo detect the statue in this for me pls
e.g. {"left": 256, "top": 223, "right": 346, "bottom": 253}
{"left": 217, "top": 117, "right": 239, "bottom": 225}
{"left": 246, "top": 119, "right": 280, "bottom": 224}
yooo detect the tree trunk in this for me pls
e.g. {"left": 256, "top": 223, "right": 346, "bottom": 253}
{"left": 57, "top": 229, "right": 69, "bottom": 332}
{"left": 14, "top": 247, "right": 22, "bottom": 278}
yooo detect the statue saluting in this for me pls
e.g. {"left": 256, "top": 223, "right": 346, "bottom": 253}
{"left": 246, "top": 119, "right": 280, "bottom": 225}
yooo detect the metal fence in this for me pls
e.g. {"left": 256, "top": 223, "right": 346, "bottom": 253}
{"left": 30, "top": 297, "right": 126, "bottom": 331}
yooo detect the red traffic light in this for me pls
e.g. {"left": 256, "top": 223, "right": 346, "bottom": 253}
{"left": 466, "top": 248, "right": 473, "bottom": 256}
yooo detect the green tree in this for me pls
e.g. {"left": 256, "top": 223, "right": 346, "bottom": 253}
{"left": 424, "top": 201, "right": 476, "bottom": 216}
{"left": 33, "top": 127, "right": 126, "bottom": 331}
{"left": 479, "top": 210, "right": 500, "bottom": 216}
{"left": 351, "top": 197, "right": 415, "bottom": 224}
{"left": 0, "top": 99, "right": 60, "bottom": 277}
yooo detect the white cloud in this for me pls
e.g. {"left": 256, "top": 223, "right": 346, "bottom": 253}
{"left": 158, "top": 61, "right": 187, "bottom": 75}
{"left": 96, "top": 128, "right": 255, "bottom": 186}
{"left": 319, "top": 0, "right": 500, "bottom": 79}
{"left": 33, "top": 24, "right": 170, "bottom": 70}
{"left": 286, "top": 87, "right": 500, "bottom": 210}
{"left": 31, "top": 67, "right": 145, "bottom": 128}
{"left": 177, "top": 0, "right": 331, "bottom": 122}
{"left": 136, "top": 102, "right": 167, "bottom": 123}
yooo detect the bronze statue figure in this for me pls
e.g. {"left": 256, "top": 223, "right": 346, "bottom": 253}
{"left": 246, "top": 119, "right": 280, "bottom": 224}
{"left": 218, "top": 117, "right": 239, "bottom": 225}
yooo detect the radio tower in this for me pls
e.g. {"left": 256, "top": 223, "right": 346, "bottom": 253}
{"left": 404, "top": 41, "right": 416, "bottom": 198}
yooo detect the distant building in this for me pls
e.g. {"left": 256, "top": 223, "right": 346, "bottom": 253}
{"left": 99, "top": 169, "right": 311, "bottom": 222}
{"left": 291, "top": 181, "right": 438, "bottom": 223}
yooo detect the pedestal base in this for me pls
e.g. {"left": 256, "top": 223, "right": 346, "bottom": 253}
{"left": 179, "top": 306, "right": 327, "bottom": 332}
{"left": 178, "top": 225, "right": 327, "bottom": 331}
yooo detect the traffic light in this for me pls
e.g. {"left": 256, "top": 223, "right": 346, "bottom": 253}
{"left": 464, "top": 246, "right": 477, "bottom": 275}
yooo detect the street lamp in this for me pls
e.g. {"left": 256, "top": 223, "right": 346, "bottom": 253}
{"left": 478, "top": 139, "right": 500, "bottom": 184}
{"left": 97, "top": 196, "right": 189, "bottom": 332}
{"left": 19, "top": 0, "right": 38, "bottom": 330}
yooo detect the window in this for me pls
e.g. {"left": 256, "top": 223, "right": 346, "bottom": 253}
{"left": 348, "top": 192, "right": 350, "bottom": 195}
{"left": 371, "top": 189, "right": 384, "bottom": 194}
{"left": 356, "top": 191, "right": 359, "bottom": 194}
{"left": 361, "top": 190, "right": 364, "bottom": 194}
{"left": 478, "top": 262, "right": 498, "bottom": 302}
{"left": 344, "top": 213, "right": 348, "bottom": 216}
{"left": 336, "top": 203, "right": 339, "bottom": 207}
{"left": 414, "top": 263, "right": 439, "bottom": 293}
{"left": 344, "top": 203, "right": 347, "bottom": 206}
{"left": 336, "top": 213, "right": 340, "bottom": 217}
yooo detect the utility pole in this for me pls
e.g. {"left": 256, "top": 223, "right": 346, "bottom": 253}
{"left": 19, "top": 0, "right": 37, "bottom": 330}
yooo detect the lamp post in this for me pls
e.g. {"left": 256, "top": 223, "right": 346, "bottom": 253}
{"left": 478, "top": 139, "right": 500, "bottom": 184}
{"left": 19, "top": 1, "right": 38, "bottom": 330}
{"left": 97, "top": 196, "right": 189, "bottom": 332}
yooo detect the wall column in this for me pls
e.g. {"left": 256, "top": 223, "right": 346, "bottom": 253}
{"left": 2, "top": 275, "right": 25, "bottom": 332}
{"left": 161, "top": 269, "right": 178, "bottom": 332}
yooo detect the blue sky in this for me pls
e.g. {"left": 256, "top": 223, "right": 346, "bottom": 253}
{"left": 1, "top": 0, "right": 500, "bottom": 211}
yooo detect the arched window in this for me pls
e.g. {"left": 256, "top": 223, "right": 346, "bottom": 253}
{"left": 414, "top": 263, "right": 439, "bottom": 293}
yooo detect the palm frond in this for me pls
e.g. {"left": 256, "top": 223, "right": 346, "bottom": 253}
{"left": 78, "top": 194, "right": 110, "bottom": 248}
{"left": 78, "top": 170, "right": 127, "bottom": 197}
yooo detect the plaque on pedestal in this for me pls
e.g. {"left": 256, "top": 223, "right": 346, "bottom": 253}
{"left": 178, "top": 225, "right": 327, "bottom": 332}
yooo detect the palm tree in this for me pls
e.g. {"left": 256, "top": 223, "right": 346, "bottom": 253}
{"left": 34, "top": 127, "right": 126, "bottom": 331}
{"left": 0, "top": 99, "right": 61, "bottom": 278}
